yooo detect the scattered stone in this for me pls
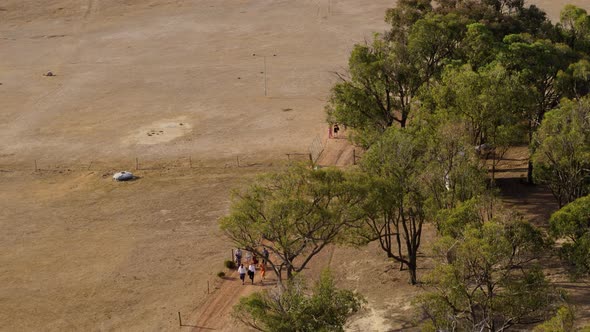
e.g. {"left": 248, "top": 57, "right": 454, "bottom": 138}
{"left": 252, "top": 53, "right": 256, "bottom": 56}
{"left": 44, "top": 71, "right": 54, "bottom": 77}
{"left": 237, "top": 77, "right": 241, "bottom": 79}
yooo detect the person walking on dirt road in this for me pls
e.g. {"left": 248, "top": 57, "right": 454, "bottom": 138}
{"left": 245, "top": 251, "right": 252, "bottom": 263}
{"left": 235, "top": 248, "right": 242, "bottom": 266}
{"left": 262, "top": 247, "right": 269, "bottom": 266}
{"left": 247, "top": 263, "right": 256, "bottom": 284}
{"left": 238, "top": 264, "right": 247, "bottom": 285}
{"left": 259, "top": 262, "right": 266, "bottom": 283}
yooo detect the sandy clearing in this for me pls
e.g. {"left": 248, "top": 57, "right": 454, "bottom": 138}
{"left": 1, "top": 1, "right": 590, "bottom": 331}
{"left": 0, "top": 0, "right": 393, "bottom": 165}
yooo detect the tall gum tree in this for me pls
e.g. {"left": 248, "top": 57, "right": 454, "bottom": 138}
{"left": 417, "top": 201, "right": 556, "bottom": 331}
{"left": 532, "top": 97, "right": 590, "bottom": 207}
{"left": 219, "top": 166, "right": 364, "bottom": 284}
{"left": 499, "top": 33, "right": 574, "bottom": 183}
{"left": 355, "top": 128, "right": 427, "bottom": 284}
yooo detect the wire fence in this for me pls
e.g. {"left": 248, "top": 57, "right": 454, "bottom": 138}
{"left": 308, "top": 134, "right": 326, "bottom": 164}
{"left": 0, "top": 153, "right": 320, "bottom": 174}
{"left": 0, "top": 132, "right": 330, "bottom": 174}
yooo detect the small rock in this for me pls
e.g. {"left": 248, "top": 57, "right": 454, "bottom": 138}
{"left": 44, "top": 71, "right": 54, "bottom": 77}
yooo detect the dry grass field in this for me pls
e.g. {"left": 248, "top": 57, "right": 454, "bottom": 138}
{"left": 1, "top": 1, "right": 589, "bottom": 331}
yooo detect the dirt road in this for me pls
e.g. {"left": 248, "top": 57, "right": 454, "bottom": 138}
{"left": 1, "top": 0, "right": 589, "bottom": 331}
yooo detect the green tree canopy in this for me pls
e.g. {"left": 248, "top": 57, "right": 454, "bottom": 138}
{"left": 219, "top": 166, "right": 364, "bottom": 282}
{"left": 417, "top": 209, "right": 555, "bottom": 331}
{"left": 559, "top": 5, "right": 590, "bottom": 53}
{"left": 351, "top": 124, "right": 485, "bottom": 284}
{"left": 355, "top": 128, "right": 427, "bottom": 284}
{"left": 532, "top": 97, "right": 590, "bottom": 207}
{"left": 232, "top": 270, "right": 365, "bottom": 332}
{"left": 424, "top": 63, "right": 528, "bottom": 181}
{"left": 550, "top": 195, "right": 590, "bottom": 276}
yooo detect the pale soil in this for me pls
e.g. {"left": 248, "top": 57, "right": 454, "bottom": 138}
{"left": 0, "top": 0, "right": 391, "bottom": 166}
{"left": 1, "top": 1, "right": 589, "bottom": 332}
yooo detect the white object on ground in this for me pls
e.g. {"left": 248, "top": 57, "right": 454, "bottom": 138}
{"left": 113, "top": 171, "right": 134, "bottom": 181}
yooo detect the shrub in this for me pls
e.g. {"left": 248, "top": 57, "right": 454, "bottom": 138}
{"left": 217, "top": 271, "right": 226, "bottom": 278}
{"left": 224, "top": 260, "right": 236, "bottom": 269}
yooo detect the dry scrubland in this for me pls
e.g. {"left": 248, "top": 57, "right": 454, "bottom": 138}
{"left": 0, "top": 1, "right": 589, "bottom": 331}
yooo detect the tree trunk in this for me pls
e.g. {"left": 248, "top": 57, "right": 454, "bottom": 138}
{"left": 408, "top": 262, "right": 417, "bottom": 285}
{"left": 274, "top": 266, "right": 284, "bottom": 288}
{"left": 527, "top": 119, "right": 535, "bottom": 185}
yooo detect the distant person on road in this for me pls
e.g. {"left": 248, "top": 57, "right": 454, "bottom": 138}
{"left": 247, "top": 263, "right": 256, "bottom": 284}
{"left": 259, "top": 262, "right": 266, "bottom": 283}
{"left": 245, "top": 251, "right": 252, "bottom": 263}
{"left": 238, "top": 264, "right": 247, "bottom": 285}
{"left": 334, "top": 124, "right": 340, "bottom": 138}
{"left": 235, "top": 248, "right": 242, "bottom": 266}
{"left": 262, "top": 247, "right": 269, "bottom": 265}
{"left": 252, "top": 255, "right": 259, "bottom": 265}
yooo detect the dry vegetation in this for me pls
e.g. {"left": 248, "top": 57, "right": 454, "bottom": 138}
{"left": 1, "top": 1, "right": 588, "bottom": 331}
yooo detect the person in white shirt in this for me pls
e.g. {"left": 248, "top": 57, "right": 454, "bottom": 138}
{"left": 247, "top": 263, "right": 256, "bottom": 284}
{"left": 237, "top": 264, "right": 247, "bottom": 285}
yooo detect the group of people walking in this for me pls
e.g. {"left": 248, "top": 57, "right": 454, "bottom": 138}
{"left": 234, "top": 248, "right": 269, "bottom": 285}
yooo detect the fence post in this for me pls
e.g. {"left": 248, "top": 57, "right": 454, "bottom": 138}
{"left": 135, "top": 157, "right": 139, "bottom": 170}
{"left": 189, "top": 157, "right": 192, "bottom": 169}
{"left": 353, "top": 149, "right": 356, "bottom": 165}
{"left": 308, "top": 153, "right": 313, "bottom": 166}
{"left": 34, "top": 159, "right": 38, "bottom": 172}
{"left": 236, "top": 155, "right": 240, "bottom": 167}
{"left": 178, "top": 312, "right": 182, "bottom": 327}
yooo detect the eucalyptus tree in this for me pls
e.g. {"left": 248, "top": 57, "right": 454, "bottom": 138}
{"left": 219, "top": 166, "right": 364, "bottom": 283}
{"left": 532, "top": 97, "right": 590, "bottom": 207}
{"left": 550, "top": 195, "right": 590, "bottom": 277}
{"left": 232, "top": 270, "right": 365, "bottom": 332}
{"left": 417, "top": 202, "right": 555, "bottom": 331}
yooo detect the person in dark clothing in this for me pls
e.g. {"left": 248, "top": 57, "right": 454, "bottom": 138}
{"left": 262, "top": 247, "right": 269, "bottom": 266}
{"left": 247, "top": 263, "right": 256, "bottom": 284}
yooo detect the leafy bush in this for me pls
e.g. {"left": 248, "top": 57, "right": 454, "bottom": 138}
{"left": 224, "top": 260, "right": 236, "bottom": 269}
{"left": 217, "top": 271, "right": 226, "bottom": 278}
{"left": 232, "top": 270, "right": 365, "bottom": 332}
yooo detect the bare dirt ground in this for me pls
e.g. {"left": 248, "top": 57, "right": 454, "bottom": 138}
{"left": 1, "top": 0, "right": 589, "bottom": 331}
{"left": 0, "top": 0, "right": 392, "bottom": 166}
